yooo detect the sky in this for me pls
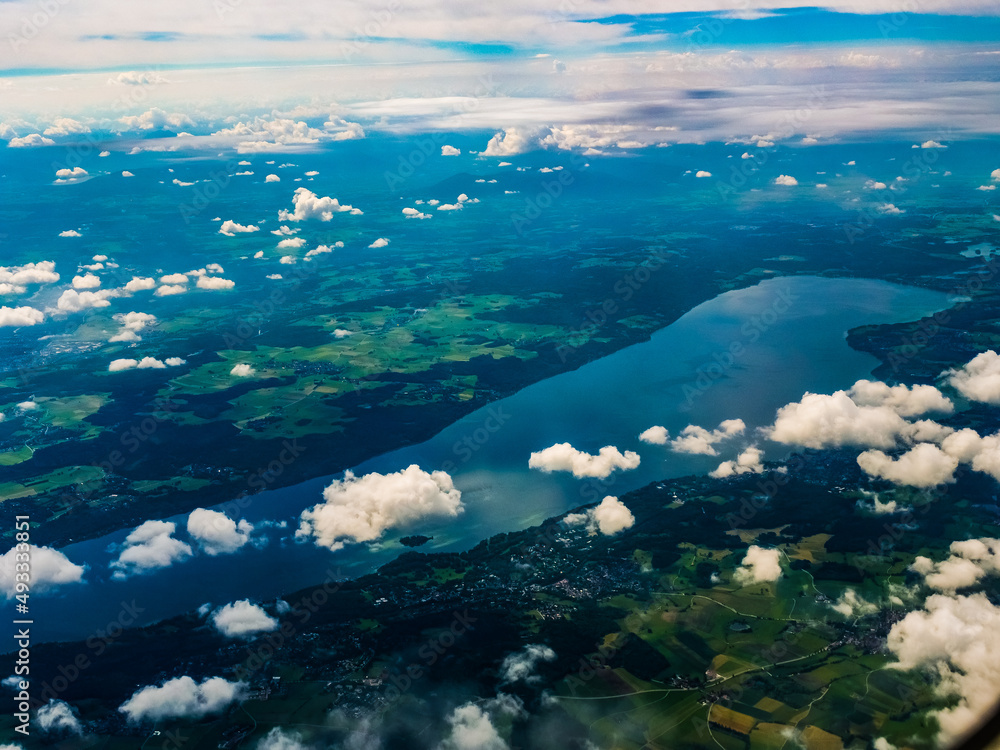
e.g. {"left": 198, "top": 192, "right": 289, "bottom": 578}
{"left": 2, "top": 0, "right": 1000, "bottom": 150}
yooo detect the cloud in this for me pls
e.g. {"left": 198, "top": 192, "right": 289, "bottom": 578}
{"left": 910, "top": 538, "right": 1000, "bottom": 592}
{"left": 265, "top": 174, "right": 280, "bottom": 182}
{"left": 122, "top": 170, "right": 134, "bottom": 177}
{"left": 710, "top": 445, "right": 766, "bottom": 478}
{"left": 695, "top": 170, "right": 712, "bottom": 178}
{"left": 54, "top": 167, "right": 88, "bottom": 183}
{"left": 887, "top": 592, "right": 1000, "bottom": 743}
{"left": 231, "top": 363, "right": 256, "bottom": 377}
{"left": 733, "top": 545, "right": 782, "bottom": 586}
{"left": 402, "top": 207, "right": 432, "bottom": 219}
{"left": 528, "top": 442, "right": 640, "bottom": 479}
{"left": 848, "top": 380, "right": 953, "bottom": 417}
{"left": 110, "top": 311, "right": 156, "bottom": 342}
{"left": 865, "top": 179, "right": 888, "bottom": 190}
{"left": 123, "top": 276, "right": 156, "bottom": 292}
{"left": 773, "top": 174, "right": 798, "bottom": 185}
{"left": 0, "top": 306, "right": 44, "bottom": 327}
{"left": 483, "top": 128, "right": 543, "bottom": 157}
{"left": 279, "top": 187, "right": 361, "bottom": 221}
{"left": 187, "top": 508, "right": 254, "bottom": 555}
{"left": 196, "top": 276, "right": 236, "bottom": 290}
{"left": 110, "top": 520, "right": 192, "bottom": 580}
{"left": 9, "top": 133, "right": 55, "bottom": 147}
{"left": 256, "top": 728, "right": 309, "bottom": 750}
{"left": 831, "top": 588, "right": 879, "bottom": 618}
{"left": 118, "top": 108, "right": 195, "bottom": 132}
{"left": 0, "top": 261, "right": 60, "bottom": 293}
{"left": 638, "top": 425, "right": 669, "bottom": 444}
{"left": 920, "top": 140, "right": 947, "bottom": 148}
{"left": 72, "top": 273, "right": 101, "bottom": 289}
{"left": 565, "top": 496, "right": 635, "bottom": 535}
{"left": 500, "top": 644, "right": 556, "bottom": 685}
{"left": 441, "top": 696, "right": 524, "bottom": 750}
{"left": 947, "top": 350, "right": 1000, "bottom": 404}
{"left": 59, "top": 229, "right": 82, "bottom": 237}
{"left": 211, "top": 600, "right": 278, "bottom": 639}
{"left": 879, "top": 203, "right": 905, "bottom": 215}
{"left": 857, "top": 443, "right": 959, "bottom": 487}
{"left": 297, "top": 465, "right": 463, "bottom": 551}
{"left": 119, "top": 676, "right": 246, "bottom": 723}
{"left": 55, "top": 289, "right": 118, "bottom": 313}
{"left": 669, "top": 419, "right": 745, "bottom": 456}
{"left": 277, "top": 237, "right": 306, "bottom": 249}
{"left": 154, "top": 284, "right": 187, "bottom": 296}
{"left": 0, "top": 546, "right": 84, "bottom": 598}
{"left": 35, "top": 700, "right": 83, "bottom": 736}
{"left": 368, "top": 237, "right": 390, "bottom": 248}
{"left": 442, "top": 145, "right": 461, "bottom": 155}
{"left": 219, "top": 220, "right": 260, "bottom": 236}
{"left": 992, "top": 168, "right": 1000, "bottom": 182}
{"left": 305, "top": 244, "right": 336, "bottom": 258}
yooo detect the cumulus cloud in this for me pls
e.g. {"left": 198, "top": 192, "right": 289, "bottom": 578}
{"left": 831, "top": 588, "right": 880, "bottom": 619}
{"left": 297, "top": 465, "right": 463, "bottom": 551}
{"left": 528, "top": 442, "right": 640, "bottom": 479}
{"left": 110, "top": 311, "right": 156, "bottom": 342}
{"left": 59, "top": 229, "right": 81, "bottom": 237}
{"left": 768, "top": 389, "right": 914, "bottom": 450}
{"left": 920, "top": 140, "right": 947, "bottom": 149}
{"left": 56, "top": 288, "right": 119, "bottom": 313}
{"left": 857, "top": 443, "right": 959, "bottom": 487}
{"left": 442, "top": 145, "right": 461, "bottom": 155}
{"left": 695, "top": 170, "right": 712, "bottom": 178}
{"left": 947, "top": 351, "right": 1000, "bottom": 404}
{"left": 848, "top": 380, "right": 953, "bottom": 417}
{"left": 119, "top": 676, "right": 246, "bottom": 723}
{"left": 265, "top": 174, "right": 280, "bottom": 182}
{"left": 72, "top": 273, "right": 101, "bottom": 289}
{"left": 122, "top": 276, "right": 156, "bottom": 293}
{"left": 910, "top": 538, "right": 1000, "bottom": 592}
{"left": 118, "top": 108, "right": 194, "bottom": 132}
{"left": 733, "top": 545, "right": 782, "bottom": 586}
{"left": 638, "top": 425, "right": 669, "bottom": 444}
{"left": 219, "top": 220, "right": 260, "bottom": 236}
{"left": 441, "top": 695, "right": 523, "bottom": 750}
{"left": 161, "top": 274, "right": 190, "bottom": 287}
{"left": 35, "top": 700, "right": 83, "bottom": 736}
{"left": 710, "top": 446, "right": 766, "bottom": 478}
{"left": 54, "top": 167, "right": 88, "bottom": 183}
{"left": 888, "top": 592, "right": 1000, "bottom": 743}
{"left": 196, "top": 276, "right": 236, "bottom": 290}
{"left": 187, "top": 508, "right": 254, "bottom": 555}
{"left": 0, "top": 546, "right": 85, "bottom": 598}
{"left": 773, "top": 174, "right": 798, "bottom": 186}
{"left": 279, "top": 187, "right": 361, "bottom": 221}
{"left": 500, "top": 644, "right": 556, "bottom": 684}
{"left": 403, "top": 207, "right": 432, "bottom": 219}
{"left": 211, "top": 600, "right": 278, "bottom": 639}
{"left": 669, "top": 419, "right": 745, "bottom": 456}
{"left": 108, "top": 356, "right": 182, "bottom": 372}
{"left": 564, "top": 496, "right": 635, "bottom": 536}
{"left": 9, "top": 133, "right": 55, "bottom": 147}
{"left": 0, "top": 306, "right": 44, "bottom": 327}
{"left": 276, "top": 237, "right": 306, "bottom": 250}
{"left": 483, "top": 127, "right": 543, "bottom": 157}
{"left": 230, "top": 363, "right": 256, "bottom": 377}
{"left": 154, "top": 284, "right": 187, "bottom": 297}
{"left": 256, "top": 728, "right": 309, "bottom": 750}
{"left": 110, "top": 520, "right": 192, "bottom": 580}
{"left": 368, "top": 237, "right": 389, "bottom": 248}
{"left": 0, "top": 260, "right": 60, "bottom": 293}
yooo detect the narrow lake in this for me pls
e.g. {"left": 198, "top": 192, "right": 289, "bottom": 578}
{"left": 26, "top": 275, "right": 956, "bottom": 644}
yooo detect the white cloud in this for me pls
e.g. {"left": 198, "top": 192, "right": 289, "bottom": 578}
{"left": 9, "top": 133, "right": 55, "bottom": 147}
{"left": 976, "top": 185, "right": 996, "bottom": 191}
{"left": 55, "top": 289, "right": 117, "bottom": 312}
{"left": 119, "top": 676, "right": 246, "bottom": 723}
{"left": 437, "top": 202, "right": 463, "bottom": 211}
{"left": 265, "top": 174, "right": 280, "bottom": 182}
{"left": 911, "top": 538, "right": 1000, "bottom": 592}
{"left": 122, "top": 170, "right": 134, "bottom": 177}
{"left": 219, "top": 220, "right": 260, "bottom": 236}
{"left": 35, "top": 700, "right": 83, "bottom": 736}
{"left": 947, "top": 350, "right": 1000, "bottom": 404}
{"left": 0, "top": 261, "right": 60, "bottom": 294}
{"left": 879, "top": 203, "right": 905, "bottom": 215}
{"left": 123, "top": 276, "right": 156, "bottom": 293}
{"left": 279, "top": 187, "right": 361, "bottom": 221}
{"left": 500, "top": 644, "right": 556, "bottom": 685}
{"left": 528, "top": 442, "right": 640, "bottom": 479}
{"left": 109, "top": 358, "right": 138, "bottom": 371}
{"left": 403, "top": 207, "right": 432, "bottom": 219}
{"left": 483, "top": 127, "right": 543, "bottom": 157}
{"left": 59, "top": 229, "right": 82, "bottom": 237}
{"left": 0, "top": 546, "right": 84, "bottom": 598}
{"left": 154, "top": 284, "right": 187, "bottom": 297}
{"left": 441, "top": 696, "right": 523, "bottom": 750}
{"left": 72, "top": 273, "right": 101, "bottom": 289}
{"left": 110, "top": 311, "right": 156, "bottom": 342}
{"left": 442, "top": 145, "right": 461, "bottom": 155}
{"left": 196, "top": 276, "right": 236, "bottom": 290}
{"left": 992, "top": 168, "right": 1000, "bottom": 182}
{"left": 211, "top": 600, "right": 278, "bottom": 639}
{"left": 920, "top": 140, "right": 947, "bottom": 148}
{"left": 256, "top": 728, "right": 309, "bottom": 750}
{"left": 305, "top": 245, "right": 335, "bottom": 258}
{"left": 279, "top": 256, "right": 296, "bottom": 265}
{"left": 865, "top": 179, "right": 887, "bottom": 189}
{"left": 368, "top": 237, "right": 390, "bottom": 248}
{"left": 670, "top": 419, "right": 745, "bottom": 456}
{"left": 277, "top": 237, "right": 306, "bottom": 249}
{"left": 773, "top": 174, "right": 798, "bottom": 186}
{"left": 230, "top": 363, "right": 256, "bottom": 377}
{"left": 638, "top": 425, "right": 669, "bottom": 444}
{"left": 297, "top": 465, "right": 463, "bottom": 551}
{"left": 565, "top": 495, "right": 635, "bottom": 536}
{"left": 710, "top": 445, "right": 766, "bottom": 478}
{"left": 858, "top": 443, "right": 959, "bottom": 487}
{"left": 831, "top": 588, "right": 880, "bottom": 619}
{"left": 187, "top": 508, "right": 254, "bottom": 555}
{"left": 848, "top": 380, "right": 953, "bottom": 417}
{"left": 695, "top": 170, "right": 712, "bottom": 178}
{"left": 118, "top": 108, "right": 195, "bottom": 132}
{"left": 0, "top": 306, "right": 44, "bottom": 327}
{"left": 270, "top": 225, "right": 298, "bottom": 236}
{"left": 887, "top": 592, "right": 1000, "bottom": 743}
{"left": 54, "top": 167, "right": 88, "bottom": 182}
{"left": 733, "top": 545, "right": 782, "bottom": 586}
{"left": 110, "top": 520, "right": 192, "bottom": 580}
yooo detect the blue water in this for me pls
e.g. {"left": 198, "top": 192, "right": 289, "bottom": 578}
{"left": 25, "top": 275, "right": 955, "bottom": 644}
